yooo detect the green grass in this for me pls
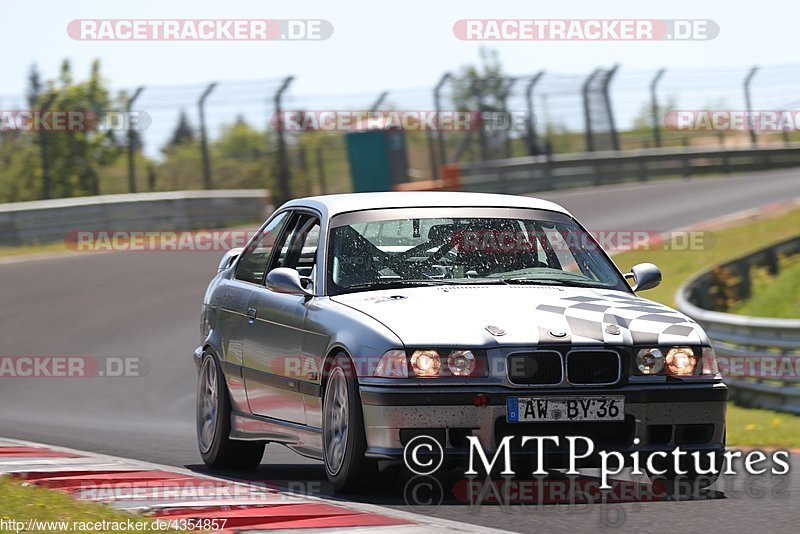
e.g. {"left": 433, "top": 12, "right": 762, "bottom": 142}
{"left": 733, "top": 260, "right": 800, "bottom": 318}
{"left": 726, "top": 405, "right": 800, "bottom": 448}
{"left": 611, "top": 207, "right": 800, "bottom": 308}
{"left": 611, "top": 207, "right": 800, "bottom": 447}
{"left": 0, "top": 476, "right": 176, "bottom": 533}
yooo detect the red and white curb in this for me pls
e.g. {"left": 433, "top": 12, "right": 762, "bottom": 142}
{"left": 0, "top": 438, "right": 506, "bottom": 533}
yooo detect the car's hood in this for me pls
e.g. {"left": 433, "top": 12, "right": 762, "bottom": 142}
{"left": 330, "top": 285, "right": 707, "bottom": 347}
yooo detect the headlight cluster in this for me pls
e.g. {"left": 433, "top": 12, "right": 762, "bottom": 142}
{"left": 635, "top": 346, "right": 718, "bottom": 377}
{"left": 374, "top": 349, "right": 486, "bottom": 378}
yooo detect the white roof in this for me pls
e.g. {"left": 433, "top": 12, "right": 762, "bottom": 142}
{"left": 281, "top": 191, "right": 571, "bottom": 219}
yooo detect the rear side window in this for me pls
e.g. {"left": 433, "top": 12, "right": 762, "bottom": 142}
{"left": 235, "top": 212, "right": 289, "bottom": 284}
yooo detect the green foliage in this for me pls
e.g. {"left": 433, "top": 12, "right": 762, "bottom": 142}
{"left": 0, "top": 60, "right": 124, "bottom": 202}
{"left": 732, "top": 258, "right": 800, "bottom": 318}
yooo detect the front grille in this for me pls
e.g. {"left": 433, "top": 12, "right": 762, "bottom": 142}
{"left": 507, "top": 351, "right": 562, "bottom": 385}
{"left": 566, "top": 350, "right": 620, "bottom": 385}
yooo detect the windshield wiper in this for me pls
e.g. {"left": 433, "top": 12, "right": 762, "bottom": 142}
{"left": 499, "top": 277, "right": 603, "bottom": 288}
{"left": 344, "top": 279, "right": 443, "bottom": 291}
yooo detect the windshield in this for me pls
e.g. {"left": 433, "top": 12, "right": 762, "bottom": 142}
{"left": 327, "top": 208, "right": 628, "bottom": 295}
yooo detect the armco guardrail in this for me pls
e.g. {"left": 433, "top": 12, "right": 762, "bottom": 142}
{"left": 0, "top": 189, "right": 272, "bottom": 246}
{"left": 676, "top": 236, "right": 800, "bottom": 414}
{"left": 451, "top": 143, "right": 800, "bottom": 194}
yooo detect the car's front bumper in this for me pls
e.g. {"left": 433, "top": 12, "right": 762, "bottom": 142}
{"left": 360, "top": 382, "right": 727, "bottom": 464}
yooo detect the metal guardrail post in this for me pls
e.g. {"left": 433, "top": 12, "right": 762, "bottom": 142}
{"left": 198, "top": 82, "right": 217, "bottom": 190}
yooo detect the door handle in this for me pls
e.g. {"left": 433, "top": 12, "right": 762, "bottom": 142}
{"left": 247, "top": 308, "right": 257, "bottom": 324}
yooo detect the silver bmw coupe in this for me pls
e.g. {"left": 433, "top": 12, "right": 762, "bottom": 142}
{"left": 195, "top": 192, "right": 726, "bottom": 492}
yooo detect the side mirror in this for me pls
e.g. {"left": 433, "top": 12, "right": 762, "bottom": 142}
{"left": 266, "top": 267, "right": 312, "bottom": 296}
{"left": 625, "top": 263, "right": 662, "bottom": 292}
{"left": 218, "top": 247, "right": 244, "bottom": 273}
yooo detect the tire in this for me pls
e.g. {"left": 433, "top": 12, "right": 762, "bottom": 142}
{"left": 197, "top": 352, "right": 265, "bottom": 469}
{"left": 322, "top": 353, "right": 377, "bottom": 493}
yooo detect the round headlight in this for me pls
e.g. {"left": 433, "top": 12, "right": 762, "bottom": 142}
{"left": 448, "top": 350, "right": 476, "bottom": 376}
{"left": 665, "top": 347, "right": 697, "bottom": 376}
{"left": 636, "top": 348, "right": 665, "bottom": 375}
{"left": 410, "top": 350, "right": 441, "bottom": 377}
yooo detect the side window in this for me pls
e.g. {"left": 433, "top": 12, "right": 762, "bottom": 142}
{"left": 274, "top": 214, "right": 321, "bottom": 278}
{"left": 235, "top": 211, "right": 289, "bottom": 284}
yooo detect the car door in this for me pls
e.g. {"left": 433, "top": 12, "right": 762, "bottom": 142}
{"left": 219, "top": 211, "right": 290, "bottom": 411}
{"left": 243, "top": 211, "right": 321, "bottom": 425}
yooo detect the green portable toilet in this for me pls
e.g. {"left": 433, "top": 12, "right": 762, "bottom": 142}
{"left": 345, "top": 129, "right": 409, "bottom": 192}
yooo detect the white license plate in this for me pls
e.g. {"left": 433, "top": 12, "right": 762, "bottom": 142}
{"left": 507, "top": 396, "right": 624, "bottom": 422}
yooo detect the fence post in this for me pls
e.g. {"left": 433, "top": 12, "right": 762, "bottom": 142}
{"left": 525, "top": 71, "right": 545, "bottom": 156}
{"left": 602, "top": 64, "right": 620, "bottom": 151}
{"left": 198, "top": 82, "right": 217, "bottom": 190}
{"left": 316, "top": 143, "right": 328, "bottom": 195}
{"left": 126, "top": 87, "right": 145, "bottom": 194}
{"left": 473, "top": 77, "right": 489, "bottom": 161}
{"left": 369, "top": 91, "right": 389, "bottom": 112}
{"left": 274, "top": 76, "right": 294, "bottom": 206}
{"left": 37, "top": 93, "right": 57, "bottom": 199}
{"left": 650, "top": 68, "right": 666, "bottom": 148}
{"left": 582, "top": 68, "right": 601, "bottom": 152}
{"left": 433, "top": 72, "right": 452, "bottom": 169}
{"left": 500, "top": 77, "right": 516, "bottom": 158}
{"left": 744, "top": 66, "right": 759, "bottom": 147}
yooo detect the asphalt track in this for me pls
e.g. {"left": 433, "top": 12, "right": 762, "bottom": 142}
{"left": 1, "top": 169, "right": 799, "bottom": 532}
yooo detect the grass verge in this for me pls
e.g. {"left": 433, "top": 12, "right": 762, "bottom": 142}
{"left": 0, "top": 476, "right": 175, "bottom": 533}
{"left": 611, "top": 206, "right": 800, "bottom": 448}
{"left": 732, "top": 259, "right": 800, "bottom": 318}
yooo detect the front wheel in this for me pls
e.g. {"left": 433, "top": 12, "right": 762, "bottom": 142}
{"left": 197, "top": 352, "right": 265, "bottom": 469}
{"left": 322, "top": 353, "right": 377, "bottom": 493}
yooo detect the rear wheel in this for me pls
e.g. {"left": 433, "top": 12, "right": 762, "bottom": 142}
{"left": 322, "top": 353, "right": 377, "bottom": 493}
{"left": 197, "top": 352, "right": 265, "bottom": 469}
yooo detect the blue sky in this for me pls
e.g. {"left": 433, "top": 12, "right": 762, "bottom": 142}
{"left": 3, "top": 0, "right": 797, "bottom": 156}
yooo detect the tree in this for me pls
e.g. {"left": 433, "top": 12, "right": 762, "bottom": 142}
{"left": 164, "top": 110, "right": 196, "bottom": 153}
{"left": 1, "top": 59, "right": 123, "bottom": 200}
{"left": 450, "top": 48, "right": 514, "bottom": 161}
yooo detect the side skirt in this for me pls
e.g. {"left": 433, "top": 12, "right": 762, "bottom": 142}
{"left": 230, "top": 411, "right": 323, "bottom": 461}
